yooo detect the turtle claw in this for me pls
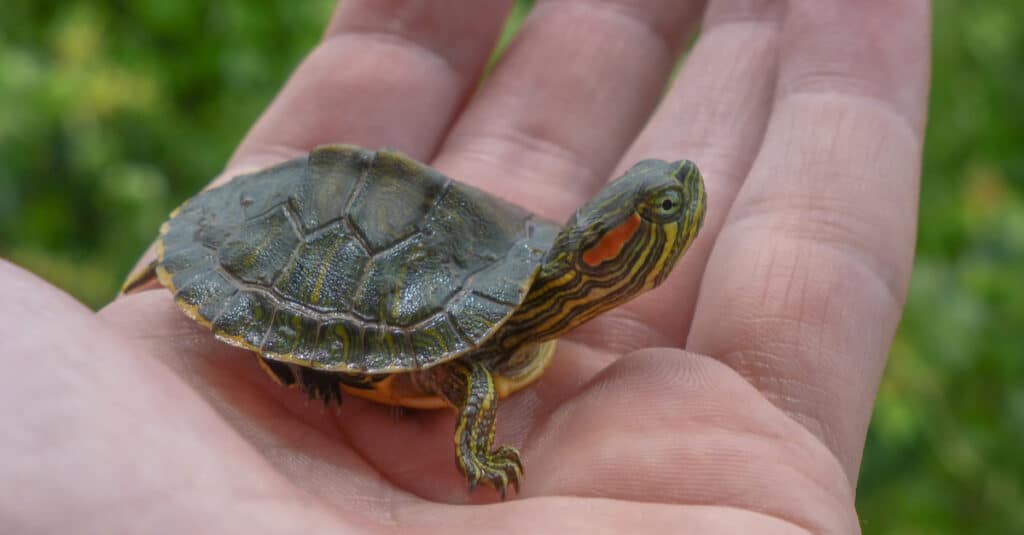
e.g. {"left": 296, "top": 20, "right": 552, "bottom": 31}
{"left": 495, "top": 446, "right": 523, "bottom": 494}
{"left": 461, "top": 445, "right": 522, "bottom": 499}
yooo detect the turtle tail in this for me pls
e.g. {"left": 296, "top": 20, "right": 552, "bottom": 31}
{"left": 121, "top": 260, "right": 161, "bottom": 294}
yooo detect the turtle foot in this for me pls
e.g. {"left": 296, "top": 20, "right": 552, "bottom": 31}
{"left": 462, "top": 444, "right": 523, "bottom": 499}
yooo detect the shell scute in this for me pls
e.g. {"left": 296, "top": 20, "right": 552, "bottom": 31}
{"left": 449, "top": 293, "right": 513, "bottom": 342}
{"left": 354, "top": 233, "right": 459, "bottom": 326}
{"left": 261, "top": 308, "right": 323, "bottom": 361}
{"left": 212, "top": 291, "right": 275, "bottom": 350}
{"left": 234, "top": 159, "right": 307, "bottom": 221}
{"left": 296, "top": 145, "right": 371, "bottom": 230}
{"left": 411, "top": 315, "right": 468, "bottom": 367}
{"left": 363, "top": 326, "right": 414, "bottom": 371}
{"left": 318, "top": 321, "right": 363, "bottom": 369}
{"left": 217, "top": 207, "right": 301, "bottom": 287}
{"left": 273, "top": 231, "right": 368, "bottom": 311}
{"left": 348, "top": 149, "right": 449, "bottom": 252}
{"left": 175, "top": 269, "right": 235, "bottom": 312}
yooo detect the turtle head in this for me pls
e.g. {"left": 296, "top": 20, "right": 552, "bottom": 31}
{"left": 526, "top": 159, "right": 706, "bottom": 334}
{"left": 568, "top": 158, "right": 705, "bottom": 283}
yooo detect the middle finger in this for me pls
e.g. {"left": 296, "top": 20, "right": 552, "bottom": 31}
{"left": 433, "top": 0, "right": 707, "bottom": 220}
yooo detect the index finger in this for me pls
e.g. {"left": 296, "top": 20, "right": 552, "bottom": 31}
{"left": 230, "top": 1, "right": 514, "bottom": 172}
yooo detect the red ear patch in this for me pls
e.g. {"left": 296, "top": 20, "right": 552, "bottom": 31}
{"left": 582, "top": 214, "right": 641, "bottom": 267}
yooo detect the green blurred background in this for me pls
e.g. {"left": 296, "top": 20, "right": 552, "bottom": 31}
{"left": 1, "top": 1, "right": 1021, "bottom": 532}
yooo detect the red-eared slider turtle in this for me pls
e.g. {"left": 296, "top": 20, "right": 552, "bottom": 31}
{"left": 123, "top": 145, "right": 706, "bottom": 498}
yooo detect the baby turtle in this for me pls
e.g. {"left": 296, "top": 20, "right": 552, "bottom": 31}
{"left": 124, "top": 145, "right": 706, "bottom": 498}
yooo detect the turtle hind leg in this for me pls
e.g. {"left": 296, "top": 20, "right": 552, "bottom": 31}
{"left": 430, "top": 360, "right": 523, "bottom": 499}
{"left": 257, "top": 357, "right": 342, "bottom": 407}
{"left": 296, "top": 367, "right": 344, "bottom": 406}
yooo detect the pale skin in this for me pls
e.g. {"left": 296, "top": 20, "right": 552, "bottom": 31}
{"left": 0, "top": 1, "right": 930, "bottom": 533}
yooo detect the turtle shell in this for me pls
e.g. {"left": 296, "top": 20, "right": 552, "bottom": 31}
{"left": 156, "top": 145, "right": 560, "bottom": 373}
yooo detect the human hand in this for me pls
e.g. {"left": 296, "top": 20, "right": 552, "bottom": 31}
{"left": 2, "top": 1, "right": 929, "bottom": 532}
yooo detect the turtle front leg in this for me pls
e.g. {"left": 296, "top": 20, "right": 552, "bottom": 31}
{"left": 428, "top": 360, "right": 523, "bottom": 499}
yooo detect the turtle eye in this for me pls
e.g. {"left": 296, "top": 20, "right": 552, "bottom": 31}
{"left": 639, "top": 188, "right": 684, "bottom": 222}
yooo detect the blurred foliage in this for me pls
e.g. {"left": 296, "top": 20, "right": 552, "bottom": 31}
{"left": 0, "top": 1, "right": 1020, "bottom": 532}
{"left": 0, "top": 0, "right": 337, "bottom": 304}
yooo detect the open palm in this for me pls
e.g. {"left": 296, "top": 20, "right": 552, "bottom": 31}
{"left": 3, "top": 1, "right": 929, "bottom": 533}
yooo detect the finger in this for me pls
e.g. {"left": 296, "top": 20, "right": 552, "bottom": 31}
{"left": 0, "top": 261, "right": 344, "bottom": 532}
{"left": 231, "top": 0, "right": 515, "bottom": 175}
{"left": 688, "top": 0, "right": 931, "bottom": 481}
{"left": 432, "top": 0, "right": 706, "bottom": 220}
{"left": 572, "top": 1, "right": 785, "bottom": 350}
